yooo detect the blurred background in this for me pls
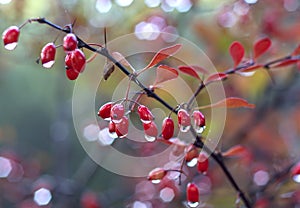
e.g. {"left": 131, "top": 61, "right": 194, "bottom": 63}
{"left": 0, "top": 0, "right": 300, "bottom": 207}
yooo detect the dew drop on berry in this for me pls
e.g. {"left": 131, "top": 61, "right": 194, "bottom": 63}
{"left": 195, "top": 125, "right": 206, "bottom": 134}
{"left": 144, "top": 134, "right": 156, "bottom": 142}
{"left": 187, "top": 201, "right": 199, "bottom": 208}
{"left": 4, "top": 42, "right": 18, "bottom": 50}
{"left": 180, "top": 125, "right": 190, "bottom": 133}
{"left": 42, "top": 60, "right": 55, "bottom": 68}
{"left": 150, "top": 179, "right": 161, "bottom": 184}
{"left": 187, "top": 158, "right": 198, "bottom": 167}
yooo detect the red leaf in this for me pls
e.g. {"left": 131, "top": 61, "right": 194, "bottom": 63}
{"left": 272, "top": 59, "right": 299, "bottom": 68}
{"left": 154, "top": 65, "right": 178, "bottom": 85}
{"left": 204, "top": 73, "right": 228, "bottom": 84}
{"left": 198, "top": 97, "right": 255, "bottom": 109}
{"left": 229, "top": 41, "right": 245, "bottom": 68}
{"left": 253, "top": 37, "right": 271, "bottom": 59}
{"left": 190, "top": 65, "right": 209, "bottom": 74}
{"left": 222, "top": 145, "right": 248, "bottom": 158}
{"left": 144, "top": 44, "right": 182, "bottom": 69}
{"left": 292, "top": 44, "right": 300, "bottom": 56}
{"left": 178, "top": 65, "right": 201, "bottom": 80}
{"left": 240, "top": 64, "right": 262, "bottom": 72}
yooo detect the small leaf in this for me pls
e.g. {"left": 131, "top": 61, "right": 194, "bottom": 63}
{"left": 112, "top": 52, "right": 134, "bottom": 70}
{"left": 189, "top": 65, "right": 209, "bottom": 74}
{"left": 103, "top": 61, "right": 115, "bottom": 80}
{"left": 198, "top": 97, "right": 255, "bottom": 109}
{"left": 222, "top": 145, "right": 248, "bottom": 158}
{"left": 229, "top": 41, "right": 245, "bottom": 68}
{"left": 253, "top": 37, "right": 271, "bottom": 59}
{"left": 272, "top": 59, "right": 299, "bottom": 68}
{"left": 204, "top": 73, "right": 228, "bottom": 84}
{"left": 178, "top": 65, "right": 201, "bottom": 79}
{"left": 154, "top": 65, "right": 179, "bottom": 85}
{"left": 292, "top": 44, "right": 300, "bottom": 56}
{"left": 144, "top": 44, "right": 182, "bottom": 70}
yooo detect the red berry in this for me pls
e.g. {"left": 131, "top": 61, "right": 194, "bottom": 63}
{"left": 178, "top": 109, "right": 191, "bottom": 132}
{"left": 98, "top": 102, "right": 113, "bottom": 120}
{"left": 2, "top": 26, "right": 20, "bottom": 50}
{"left": 40, "top": 43, "right": 56, "bottom": 68}
{"left": 147, "top": 168, "right": 167, "bottom": 182}
{"left": 108, "top": 121, "right": 117, "bottom": 138}
{"left": 63, "top": 33, "right": 77, "bottom": 52}
{"left": 192, "top": 110, "right": 206, "bottom": 134}
{"left": 71, "top": 49, "right": 86, "bottom": 73}
{"left": 65, "top": 53, "right": 72, "bottom": 69}
{"left": 161, "top": 117, "right": 174, "bottom": 140}
{"left": 115, "top": 116, "right": 129, "bottom": 138}
{"left": 143, "top": 121, "right": 158, "bottom": 142}
{"left": 66, "top": 68, "right": 79, "bottom": 80}
{"left": 186, "top": 183, "right": 199, "bottom": 205}
{"left": 185, "top": 145, "right": 199, "bottom": 167}
{"left": 80, "top": 192, "right": 100, "bottom": 208}
{"left": 110, "top": 104, "right": 125, "bottom": 123}
{"left": 138, "top": 105, "right": 154, "bottom": 124}
{"left": 197, "top": 153, "right": 209, "bottom": 173}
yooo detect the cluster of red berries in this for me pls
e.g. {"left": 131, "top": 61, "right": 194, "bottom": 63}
{"left": 2, "top": 26, "right": 86, "bottom": 81}
{"left": 97, "top": 102, "right": 206, "bottom": 142}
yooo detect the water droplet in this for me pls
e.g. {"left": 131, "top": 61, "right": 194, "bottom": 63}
{"left": 119, "top": 133, "right": 128, "bottom": 138}
{"left": 112, "top": 118, "right": 122, "bottom": 124}
{"left": 187, "top": 201, "right": 199, "bottom": 208}
{"left": 187, "top": 158, "right": 197, "bottom": 167}
{"left": 145, "top": 134, "right": 156, "bottom": 142}
{"left": 151, "top": 179, "right": 161, "bottom": 184}
{"left": 42, "top": 60, "right": 55, "bottom": 68}
{"left": 180, "top": 125, "right": 190, "bottom": 133}
{"left": 195, "top": 125, "right": 206, "bottom": 134}
{"left": 108, "top": 131, "right": 118, "bottom": 139}
{"left": 140, "top": 119, "right": 152, "bottom": 124}
{"left": 4, "top": 42, "right": 17, "bottom": 50}
{"left": 293, "top": 174, "right": 300, "bottom": 183}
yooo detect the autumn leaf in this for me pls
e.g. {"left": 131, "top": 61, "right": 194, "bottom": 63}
{"left": 178, "top": 65, "right": 201, "bottom": 80}
{"left": 197, "top": 97, "right": 255, "bottom": 109}
{"left": 112, "top": 51, "right": 134, "bottom": 70}
{"left": 222, "top": 145, "right": 248, "bottom": 158}
{"left": 253, "top": 37, "right": 272, "bottom": 59}
{"left": 292, "top": 44, "right": 300, "bottom": 56}
{"left": 154, "top": 65, "right": 179, "bottom": 85}
{"left": 229, "top": 41, "right": 245, "bottom": 68}
{"left": 204, "top": 73, "right": 228, "bottom": 84}
{"left": 143, "top": 44, "right": 182, "bottom": 70}
{"left": 272, "top": 59, "right": 299, "bottom": 68}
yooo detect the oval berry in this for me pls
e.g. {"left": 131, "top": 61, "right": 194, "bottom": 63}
{"left": 65, "top": 53, "right": 72, "bottom": 70}
{"left": 197, "top": 153, "right": 209, "bottom": 173}
{"left": 98, "top": 102, "right": 113, "bottom": 120}
{"left": 138, "top": 105, "right": 154, "bottom": 124}
{"left": 71, "top": 49, "right": 86, "bottom": 73}
{"left": 110, "top": 104, "right": 125, "bottom": 123}
{"left": 178, "top": 109, "right": 191, "bottom": 132}
{"left": 40, "top": 42, "right": 56, "bottom": 68}
{"left": 147, "top": 168, "right": 166, "bottom": 183}
{"left": 186, "top": 183, "right": 199, "bottom": 206}
{"left": 161, "top": 117, "right": 174, "bottom": 140}
{"left": 2, "top": 26, "right": 20, "bottom": 50}
{"left": 66, "top": 68, "right": 79, "bottom": 80}
{"left": 63, "top": 33, "right": 78, "bottom": 52}
{"left": 143, "top": 121, "right": 158, "bottom": 142}
{"left": 115, "top": 116, "right": 129, "bottom": 138}
{"left": 192, "top": 110, "right": 206, "bottom": 134}
{"left": 108, "top": 121, "right": 117, "bottom": 139}
{"left": 185, "top": 145, "right": 199, "bottom": 167}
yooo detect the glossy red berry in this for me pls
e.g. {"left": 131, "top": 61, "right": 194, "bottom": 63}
{"left": 108, "top": 121, "right": 117, "bottom": 139}
{"left": 115, "top": 116, "right": 129, "bottom": 138}
{"left": 98, "top": 102, "right": 113, "bottom": 120}
{"left": 185, "top": 145, "right": 199, "bottom": 167}
{"left": 186, "top": 183, "right": 199, "bottom": 206}
{"left": 65, "top": 53, "right": 72, "bottom": 70}
{"left": 66, "top": 68, "right": 79, "bottom": 80}
{"left": 291, "top": 162, "right": 300, "bottom": 183}
{"left": 197, "top": 153, "right": 209, "bottom": 174}
{"left": 161, "top": 117, "right": 174, "bottom": 140}
{"left": 40, "top": 43, "right": 56, "bottom": 68}
{"left": 178, "top": 109, "right": 191, "bottom": 132}
{"left": 192, "top": 110, "right": 206, "bottom": 134}
{"left": 143, "top": 121, "right": 158, "bottom": 142}
{"left": 63, "top": 33, "right": 78, "bottom": 52}
{"left": 71, "top": 49, "right": 86, "bottom": 73}
{"left": 147, "top": 168, "right": 167, "bottom": 183}
{"left": 138, "top": 105, "right": 154, "bottom": 124}
{"left": 80, "top": 192, "right": 100, "bottom": 208}
{"left": 2, "top": 26, "right": 20, "bottom": 50}
{"left": 110, "top": 104, "right": 125, "bottom": 123}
